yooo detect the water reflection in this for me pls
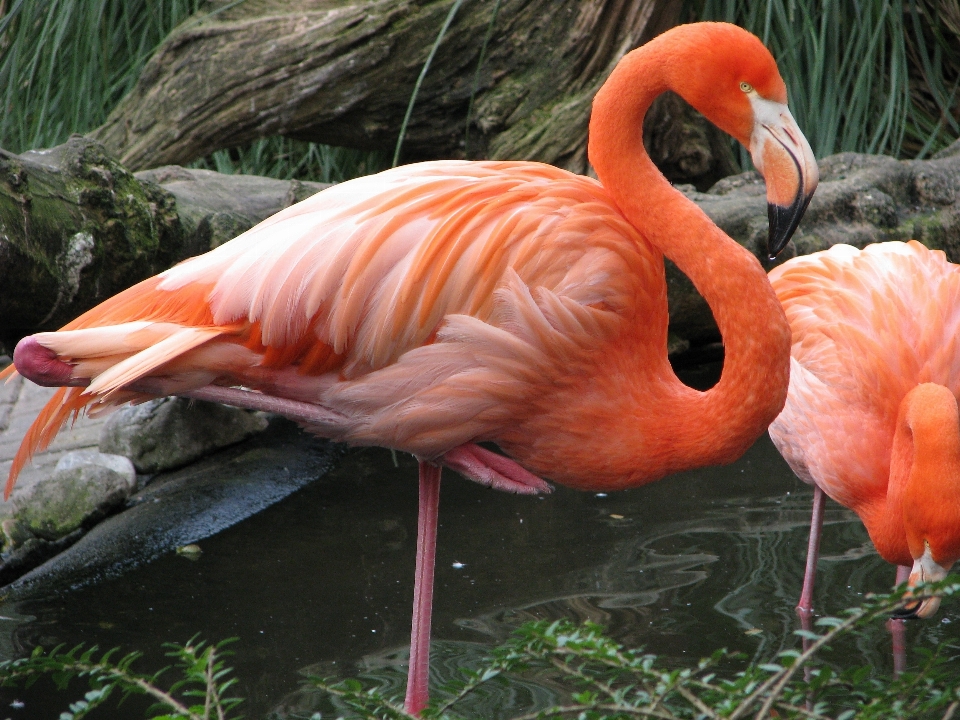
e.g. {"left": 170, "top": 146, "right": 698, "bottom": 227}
{"left": 0, "top": 413, "right": 957, "bottom": 717}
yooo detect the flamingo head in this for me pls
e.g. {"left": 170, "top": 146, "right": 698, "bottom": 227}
{"left": 892, "top": 542, "right": 953, "bottom": 619}
{"left": 890, "top": 383, "right": 960, "bottom": 619}
{"left": 661, "top": 23, "right": 819, "bottom": 259}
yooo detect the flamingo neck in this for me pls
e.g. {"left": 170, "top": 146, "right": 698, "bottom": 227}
{"left": 866, "top": 384, "right": 960, "bottom": 566}
{"left": 587, "top": 45, "right": 791, "bottom": 469}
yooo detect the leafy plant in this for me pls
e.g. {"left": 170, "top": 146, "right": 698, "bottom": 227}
{"left": 0, "top": 637, "right": 241, "bottom": 720}
{"left": 188, "top": 137, "right": 387, "bottom": 185}
{"left": 307, "top": 579, "right": 960, "bottom": 719}
{"left": 2, "top": 582, "right": 960, "bottom": 719}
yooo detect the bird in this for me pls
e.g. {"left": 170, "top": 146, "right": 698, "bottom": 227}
{"left": 5, "top": 22, "right": 817, "bottom": 715}
{"left": 769, "top": 240, "right": 960, "bottom": 622}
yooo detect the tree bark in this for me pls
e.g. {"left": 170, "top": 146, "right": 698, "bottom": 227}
{"left": 90, "top": 0, "right": 685, "bottom": 173}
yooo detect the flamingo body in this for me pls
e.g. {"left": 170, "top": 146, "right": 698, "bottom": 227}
{"left": 6, "top": 22, "right": 820, "bottom": 711}
{"left": 12, "top": 161, "right": 682, "bottom": 489}
{"left": 770, "top": 241, "right": 960, "bottom": 614}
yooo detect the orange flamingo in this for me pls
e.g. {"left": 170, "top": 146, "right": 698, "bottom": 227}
{"left": 5, "top": 23, "right": 817, "bottom": 714}
{"left": 770, "top": 241, "right": 960, "bottom": 622}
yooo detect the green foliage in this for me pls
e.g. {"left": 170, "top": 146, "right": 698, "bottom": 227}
{"left": 0, "top": 0, "right": 201, "bottom": 154}
{"left": 188, "top": 138, "right": 387, "bottom": 185}
{"left": 308, "top": 579, "right": 960, "bottom": 719}
{"left": 695, "top": 0, "right": 960, "bottom": 161}
{"left": 2, "top": 582, "right": 960, "bottom": 719}
{"left": 0, "top": 637, "right": 242, "bottom": 720}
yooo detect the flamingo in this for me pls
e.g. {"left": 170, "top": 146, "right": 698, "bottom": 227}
{"left": 769, "top": 241, "right": 960, "bottom": 622}
{"left": 5, "top": 22, "right": 817, "bottom": 714}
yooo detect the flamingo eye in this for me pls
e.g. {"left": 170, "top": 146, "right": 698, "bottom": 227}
{"left": 740, "top": 82, "right": 754, "bottom": 93}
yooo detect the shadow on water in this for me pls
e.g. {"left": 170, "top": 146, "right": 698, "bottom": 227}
{"left": 0, "top": 362, "right": 957, "bottom": 717}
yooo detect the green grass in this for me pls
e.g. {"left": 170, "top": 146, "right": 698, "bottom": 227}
{"left": 0, "top": 0, "right": 384, "bottom": 183}
{"left": 696, "top": 0, "right": 960, "bottom": 161}
{"left": 0, "top": 0, "right": 201, "bottom": 154}
{"left": 188, "top": 137, "right": 387, "bottom": 185}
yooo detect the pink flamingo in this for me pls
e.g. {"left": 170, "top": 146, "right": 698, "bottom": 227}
{"left": 770, "top": 241, "right": 960, "bottom": 624}
{"left": 6, "top": 23, "right": 817, "bottom": 714}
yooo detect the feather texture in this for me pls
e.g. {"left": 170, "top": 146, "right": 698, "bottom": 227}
{"left": 770, "top": 241, "right": 960, "bottom": 515}
{"left": 9, "top": 161, "right": 667, "bottom": 486}
{"left": 9, "top": 24, "right": 812, "bottom": 501}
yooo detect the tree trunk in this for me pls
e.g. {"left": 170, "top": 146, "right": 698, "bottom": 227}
{"left": 90, "top": 0, "right": 685, "bottom": 173}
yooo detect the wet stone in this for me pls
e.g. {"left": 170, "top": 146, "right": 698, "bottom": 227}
{"left": 13, "top": 449, "right": 136, "bottom": 541}
{"left": 99, "top": 396, "right": 269, "bottom": 474}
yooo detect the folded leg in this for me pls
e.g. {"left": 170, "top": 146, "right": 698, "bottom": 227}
{"left": 440, "top": 443, "right": 552, "bottom": 495}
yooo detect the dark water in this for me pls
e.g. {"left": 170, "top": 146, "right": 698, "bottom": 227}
{"left": 0, "top": 367, "right": 958, "bottom": 717}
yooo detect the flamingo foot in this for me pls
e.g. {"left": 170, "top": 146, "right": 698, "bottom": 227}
{"left": 440, "top": 443, "right": 552, "bottom": 495}
{"left": 404, "top": 461, "right": 441, "bottom": 716}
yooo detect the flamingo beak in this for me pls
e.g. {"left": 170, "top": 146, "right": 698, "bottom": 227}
{"left": 748, "top": 100, "right": 819, "bottom": 260}
{"left": 891, "top": 544, "right": 951, "bottom": 620}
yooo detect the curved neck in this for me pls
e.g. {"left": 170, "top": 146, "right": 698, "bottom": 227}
{"left": 866, "top": 384, "right": 960, "bottom": 566}
{"left": 588, "top": 45, "right": 791, "bottom": 466}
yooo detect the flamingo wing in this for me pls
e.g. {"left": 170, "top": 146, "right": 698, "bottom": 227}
{"left": 769, "top": 240, "right": 960, "bottom": 511}
{"left": 10, "top": 160, "right": 666, "bottom": 486}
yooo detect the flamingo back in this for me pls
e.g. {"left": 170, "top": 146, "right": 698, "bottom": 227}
{"left": 768, "top": 241, "right": 960, "bottom": 511}
{"left": 7, "top": 160, "right": 667, "bottom": 489}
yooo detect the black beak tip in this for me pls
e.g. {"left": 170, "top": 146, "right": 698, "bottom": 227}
{"left": 890, "top": 604, "right": 921, "bottom": 620}
{"left": 767, "top": 192, "right": 814, "bottom": 261}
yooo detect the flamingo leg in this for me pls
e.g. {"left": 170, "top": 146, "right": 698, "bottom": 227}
{"left": 405, "top": 460, "right": 441, "bottom": 716}
{"left": 12, "top": 367, "right": 546, "bottom": 712}
{"left": 441, "top": 443, "right": 552, "bottom": 494}
{"left": 886, "top": 564, "right": 911, "bottom": 677}
{"left": 797, "top": 483, "right": 826, "bottom": 618}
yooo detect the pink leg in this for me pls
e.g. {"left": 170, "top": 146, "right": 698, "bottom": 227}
{"left": 404, "top": 461, "right": 441, "bottom": 716}
{"left": 887, "top": 617, "right": 906, "bottom": 677}
{"left": 441, "top": 443, "right": 552, "bottom": 495}
{"left": 887, "top": 564, "right": 911, "bottom": 677}
{"left": 797, "top": 483, "right": 826, "bottom": 619}
{"left": 894, "top": 564, "right": 911, "bottom": 586}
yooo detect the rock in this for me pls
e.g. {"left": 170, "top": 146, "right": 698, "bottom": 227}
{"left": 3, "top": 417, "right": 340, "bottom": 597}
{"left": 99, "top": 397, "right": 269, "bottom": 474}
{"left": 664, "top": 149, "right": 960, "bottom": 344}
{"left": 1, "top": 518, "right": 32, "bottom": 551}
{"left": 134, "top": 166, "right": 328, "bottom": 251}
{"left": 0, "top": 136, "right": 185, "bottom": 342}
{"left": 0, "top": 138, "right": 330, "bottom": 344}
{"left": 643, "top": 91, "right": 739, "bottom": 190}
{"left": 12, "top": 449, "right": 136, "bottom": 541}
{"left": 0, "top": 378, "right": 113, "bottom": 524}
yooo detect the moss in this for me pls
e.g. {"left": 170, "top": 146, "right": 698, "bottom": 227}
{"left": 897, "top": 208, "right": 960, "bottom": 261}
{"left": 0, "top": 136, "right": 187, "bottom": 341}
